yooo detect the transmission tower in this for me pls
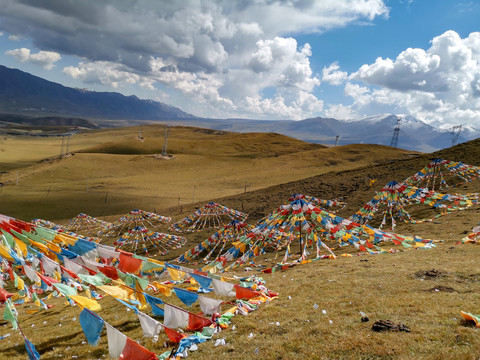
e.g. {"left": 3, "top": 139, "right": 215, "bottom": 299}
{"left": 390, "top": 118, "right": 402, "bottom": 148}
{"left": 65, "top": 134, "right": 71, "bottom": 155}
{"left": 138, "top": 125, "right": 143, "bottom": 139}
{"left": 60, "top": 135, "right": 66, "bottom": 156}
{"left": 450, "top": 125, "right": 463, "bottom": 147}
{"left": 335, "top": 135, "right": 340, "bottom": 146}
{"left": 162, "top": 124, "right": 170, "bottom": 156}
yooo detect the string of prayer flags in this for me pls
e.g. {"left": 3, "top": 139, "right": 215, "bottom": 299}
{"left": 351, "top": 180, "right": 478, "bottom": 229}
{"left": 176, "top": 220, "right": 253, "bottom": 263}
{"left": 114, "top": 226, "right": 187, "bottom": 257}
{"left": 170, "top": 202, "right": 247, "bottom": 233}
{"left": 100, "top": 209, "right": 171, "bottom": 237}
{"left": 404, "top": 158, "right": 480, "bottom": 190}
{"left": 65, "top": 213, "right": 112, "bottom": 234}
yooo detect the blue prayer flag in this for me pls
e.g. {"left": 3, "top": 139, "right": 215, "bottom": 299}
{"left": 174, "top": 287, "right": 199, "bottom": 307}
{"left": 79, "top": 308, "right": 104, "bottom": 346}
{"left": 24, "top": 338, "right": 41, "bottom": 360}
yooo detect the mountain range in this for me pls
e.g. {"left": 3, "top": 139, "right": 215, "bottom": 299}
{"left": 0, "top": 65, "right": 193, "bottom": 120}
{"left": 0, "top": 64, "right": 478, "bottom": 152}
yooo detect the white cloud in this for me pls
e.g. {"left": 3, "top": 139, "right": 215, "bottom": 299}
{"left": 0, "top": 32, "right": 3, "bottom": 36}
{"left": 324, "top": 104, "right": 356, "bottom": 120}
{"left": 5, "top": 47, "right": 61, "bottom": 69}
{"left": 0, "top": 0, "right": 388, "bottom": 119}
{"left": 8, "top": 34, "right": 21, "bottom": 41}
{"left": 248, "top": 37, "right": 319, "bottom": 92}
{"left": 63, "top": 61, "right": 155, "bottom": 89}
{"left": 337, "top": 30, "right": 480, "bottom": 126}
{"left": 322, "top": 63, "right": 348, "bottom": 85}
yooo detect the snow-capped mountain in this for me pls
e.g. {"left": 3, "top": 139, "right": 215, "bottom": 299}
{"left": 181, "top": 114, "right": 480, "bottom": 152}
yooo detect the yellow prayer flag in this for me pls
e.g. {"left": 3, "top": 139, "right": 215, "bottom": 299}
{"left": 167, "top": 267, "right": 184, "bottom": 281}
{"left": 14, "top": 237, "right": 28, "bottom": 256}
{"left": 0, "top": 245, "right": 14, "bottom": 261}
{"left": 69, "top": 295, "right": 102, "bottom": 311}
{"left": 97, "top": 285, "right": 130, "bottom": 301}
{"left": 150, "top": 281, "right": 172, "bottom": 297}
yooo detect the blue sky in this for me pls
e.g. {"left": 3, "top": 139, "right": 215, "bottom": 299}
{"left": 0, "top": 0, "right": 479, "bottom": 128}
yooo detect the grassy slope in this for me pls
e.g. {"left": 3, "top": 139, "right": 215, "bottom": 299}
{"left": 1, "top": 126, "right": 480, "bottom": 359}
{"left": 0, "top": 125, "right": 417, "bottom": 220}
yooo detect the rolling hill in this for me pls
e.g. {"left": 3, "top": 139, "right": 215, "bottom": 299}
{"left": 0, "top": 124, "right": 418, "bottom": 221}
{"left": 1, "top": 126, "right": 480, "bottom": 359}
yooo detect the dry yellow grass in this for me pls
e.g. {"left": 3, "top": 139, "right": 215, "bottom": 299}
{"left": 1, "top": 242, "right": 479, "bottom": 360}
{"left": 0, "top": 125, "right": 417, "bottom": 221}
{"left": 2, "top": 125, "right": 480, "bottom": 359}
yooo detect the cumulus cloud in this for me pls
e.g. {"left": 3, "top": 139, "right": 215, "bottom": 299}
{"left": 338, "top": 30, "right": 480, "bottom": 126}
{"left": 63, "top": 61, "right": 155, "bottom": 89}
{"left": 5, "top": 47, "right": 61, "bottom": 69}
{"left": 0, "top": 0, "right": 388, "bottom": 119}
{"left": 322, "top": 63, "right": 348, "bottom": 86}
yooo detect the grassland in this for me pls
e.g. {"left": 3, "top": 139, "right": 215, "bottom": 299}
{"left": 1, "top": 125, "right": 480, "bottom": 359}
{"left": 0, "top": 125, "right": 417, "bottom": 220}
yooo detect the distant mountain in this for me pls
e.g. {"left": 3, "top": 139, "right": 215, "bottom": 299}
{"left": 0, "top": 65, "right": 194, "bottom": 120}
{"left": 1, "top": 65, "right": 477, "bottom": 151}
{"left": 173, "top": 115, "right": 480, "bottom": 152}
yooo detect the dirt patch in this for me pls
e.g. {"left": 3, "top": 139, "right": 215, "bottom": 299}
{"left": 194, "top": 128, "right": 227, "bottom": 135}
{"left": 454, "top": 272, "right": 480, "bottom": 283}
{"left": 415, "top": 269, "right": 448, "bottom": 279}
{"left": 426, "top": 285, "right": 456, "bottom": 293}
{"left": 371, "top": 320, "right": 410, "bottom": 332}
{"left": 152, "top": 154, "right": 174, "bottom": 160}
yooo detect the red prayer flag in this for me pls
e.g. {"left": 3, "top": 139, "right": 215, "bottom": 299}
{"left": 7, "top": 266, "right": 14, "bottom": 282}
{"left": 234, "top": 284, "right": 261, "bottom": 299}
{"left": 120, "top": 337, "right": 158, "bottom": 360}
{"left": 187, "top": 313, "right": 212, "bottom": 331}
{"left": 38, "top": 273, "right": 59, "bottom": 286}
{"left": 118, "top": 253, "right": 142, "bottom": 274}
{"left": 164, "top": 327, "right": 186, "bottom": 343}
{"left": 98, "top": 265, "right": 119, "bottom": 280}
{"left": 0, "top": 287, "right": 13, "bottom": 304}
{"left": 60, "top": 265, "right": 79, "bottom": 279}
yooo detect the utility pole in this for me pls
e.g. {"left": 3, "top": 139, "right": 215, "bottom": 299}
{"left": 162, "top": 124, "right": 170, "bottom": 156}
{"left": 390, "top": 118, "right": 402, "bottom": 148}
{"left": 138, "top": 125, "right": 143, "bottom": 140}
{"left": 335, "top": 135, "right": 340, "bottom": 147}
